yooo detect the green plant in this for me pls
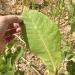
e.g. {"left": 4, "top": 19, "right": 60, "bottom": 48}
{"left": 21, "top": 7, "right": 61, "bottom": 75}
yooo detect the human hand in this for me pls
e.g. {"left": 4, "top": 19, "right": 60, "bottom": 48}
{"left": 0, "top": 15, "right": 21, "bottom": 52}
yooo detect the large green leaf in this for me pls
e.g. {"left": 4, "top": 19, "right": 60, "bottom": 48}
{"left": 22, "top": 7, "right": 61, "bottom": 75}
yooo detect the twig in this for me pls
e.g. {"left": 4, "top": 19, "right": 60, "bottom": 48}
{"left": 14, "top": 34, "right": 41, "bottom": 75}
{"left": 14, "top": 34, "right": 26, "bottom": 45}
{"left": 21, "top": 57, "right": 41, "bottom": 75}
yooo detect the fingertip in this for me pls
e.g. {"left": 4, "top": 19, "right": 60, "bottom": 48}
{"left": 16, "top": 27, "right": 21, "bottom": 32}
{"left": 14, "top": 23, "right": 20, "bottom": 28}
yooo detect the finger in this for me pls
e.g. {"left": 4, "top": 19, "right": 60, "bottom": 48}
{"left": 5, "top": 28, "right": 16, "bottom": 36}
{"left": 5, "top": 27, "right": 21, "bottom": 36}
{"left": 16, "top": 27, "right": 21, "bottom": 32}
{"left": 4, "top": 15, "right": 22, "bottom": 24}
{"left": 5, "top": 35, "right": 15, "bottom": 43}
{"left": 13, "top": 23, "right": 20, "bottom": 28}
{"left": 8, "top": 24, "right": 14, "bottom": 29}
{"left": 8, "top": 23, "right": 20, "bottom": 29}
{"left": 13, "top": 23, "right": 21, "bottom": 32}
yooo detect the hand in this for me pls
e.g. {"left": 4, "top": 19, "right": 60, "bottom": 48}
{"left": 0, "top": 15, "right": 21, "bottom": 52}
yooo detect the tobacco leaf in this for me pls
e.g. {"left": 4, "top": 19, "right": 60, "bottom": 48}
{"left": 22, "top": 7, "right": 61, "bottom": 75}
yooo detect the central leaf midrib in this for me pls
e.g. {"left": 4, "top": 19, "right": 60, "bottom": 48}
{"left": 37, "top": 30, "right": 56, "bottom": 71}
